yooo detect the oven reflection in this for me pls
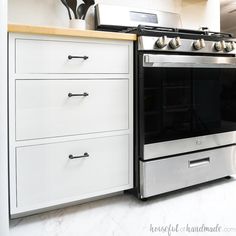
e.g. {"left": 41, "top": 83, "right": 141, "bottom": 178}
{"left": 142, "top": 68, "right": 236, "bottom": 144}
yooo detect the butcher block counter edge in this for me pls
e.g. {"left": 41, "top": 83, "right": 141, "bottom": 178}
{"left": 8, "top": 24, "right": 137, "bottom": 41}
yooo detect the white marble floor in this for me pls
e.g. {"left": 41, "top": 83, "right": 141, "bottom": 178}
{"left": 10, "top": 176, "right": 236, "bottom": 236}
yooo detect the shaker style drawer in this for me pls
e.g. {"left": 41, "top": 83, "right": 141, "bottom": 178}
{"left": 140, "top": 146, "right": 236, "bottom": 198}
{"left": 15, "top": 39, "right": 129, "bottom": 74}
{"left": 16, "top": 79, "right": 129, "bottom": 140}
{"left": 13, "top": 135, "right": 130, "bottom": 210}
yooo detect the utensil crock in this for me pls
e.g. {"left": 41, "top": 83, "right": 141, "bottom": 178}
{"left": 69, "top": 19, "right": 86, "bottom": 29}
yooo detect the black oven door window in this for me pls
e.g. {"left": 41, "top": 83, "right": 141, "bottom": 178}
{"left": 142, "top": 67, "right": 236, "bottom": 144}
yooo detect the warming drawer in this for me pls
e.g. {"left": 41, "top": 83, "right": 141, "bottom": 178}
{"left": 140, "top": 146, "right": 236, "bottom": 198}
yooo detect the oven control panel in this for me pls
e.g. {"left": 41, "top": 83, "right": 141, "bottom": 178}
{"left": 138, "top": 36, "right": 236, "bottom": 54}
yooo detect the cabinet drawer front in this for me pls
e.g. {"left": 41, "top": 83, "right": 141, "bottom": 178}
{"left": 140, "top": 146, "right": 236, "bottom": 198}
{"left": 14, "top": 135, "right": 130, "bottom": 209}
{"left": 15, "top": 39, "right": 129, "bottom": 74}
{"left": 16, "top": 80, "right": 129, "bottom": 140}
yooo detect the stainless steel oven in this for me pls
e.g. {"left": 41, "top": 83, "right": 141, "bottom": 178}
{"left": 135, "top": 26, "right": 236, "bottom": 199}
{"left": 141, "top": 55, "right": 236, "bottom": 158}
{"left": 94, "top": 4, "right": 236, "bottom": 199}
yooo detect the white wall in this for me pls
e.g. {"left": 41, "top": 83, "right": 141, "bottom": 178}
{"left": 222, "top": 26, "right": 236, "bottom": 36}
{"left": 220, "top": 0, "right": 236, "bottom": 36}
{"left": 0, "top": 0, "right": 9, "bottom": 234}
{"left": 8, "top": 0, "right": 181, "bottom": 29}
{"left": 181, "top": 0, "right": 220, "bottom": 31}
{"left": 8, "top": 0, "right": 220, "bottom": 31}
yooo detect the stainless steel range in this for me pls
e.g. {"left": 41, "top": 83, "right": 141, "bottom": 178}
{"left": 95, "top": 4, "right": 236, "bottom": 200}
{"left": 135, "top": 25, "right": 236, "bottom": 199}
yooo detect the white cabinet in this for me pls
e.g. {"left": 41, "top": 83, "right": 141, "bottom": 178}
{"left": 9, "top": 33, "right": 133, "bottom": 217}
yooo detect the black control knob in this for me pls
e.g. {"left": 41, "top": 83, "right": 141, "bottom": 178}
{"left": 155, "top": 36, "right": 167, "bottom": 49}
{"left": 225, "top": 42, "right": 236, "bottom": 52}
{"left": 193, "top": 39, "right": 205, "bottom": 50}
{"left": 214, "top": 41, "right": 224, "bottom": 52}
{"left": 169, "top": 37, "right": 181, "bottom": 49}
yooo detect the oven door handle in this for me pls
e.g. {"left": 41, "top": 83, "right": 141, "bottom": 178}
{"left": 143, "top": 54, "right": 236, "bottom": 68}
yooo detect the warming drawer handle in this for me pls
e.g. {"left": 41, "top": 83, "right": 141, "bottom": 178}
{"left": 68, "top": 55, "right": 89, "bottom": 60}
{"left": 68, "top": 92, "right": 89, "bottom": 97}
{"left": 189, "top": 157, "right": 210, "bottom": 168}
{"left": 69, "top": 152, "right": 89, "bottom": 159}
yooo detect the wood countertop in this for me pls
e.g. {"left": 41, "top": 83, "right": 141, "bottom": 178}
{"left": 8, "top": 24, "right": 137, "bottom": 41}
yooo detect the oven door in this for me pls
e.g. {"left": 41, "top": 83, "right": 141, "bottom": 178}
{"left": 139, "top": 54, "right": 236, "bottom": 159}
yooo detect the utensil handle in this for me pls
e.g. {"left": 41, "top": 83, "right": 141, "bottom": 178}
{"left": 82, "top": 5, "right": 90, "bottom": 20}
{"left": 68, "top": 55, "right": 89, "bottom": 60}
{"left": 67, "top": 8, "right": 72, "bottom": 20}
{"left": 60, "top": 0, "right": 72, "bottom": 20}
{"left": 69, "top": 152, "right": 89, "bottom": 159}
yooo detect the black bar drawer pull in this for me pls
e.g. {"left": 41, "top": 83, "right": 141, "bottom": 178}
{"left": 189, "top": 157, "right": 210, "bottom": 168}
{"left": 69, "top": 152, "right": 89, "bottom": 159}
{"left": 68, "top": 92, "right": 89, "bottom": 97}
{"left": 68, "top": 55, "right": 89, "bottom": 60}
